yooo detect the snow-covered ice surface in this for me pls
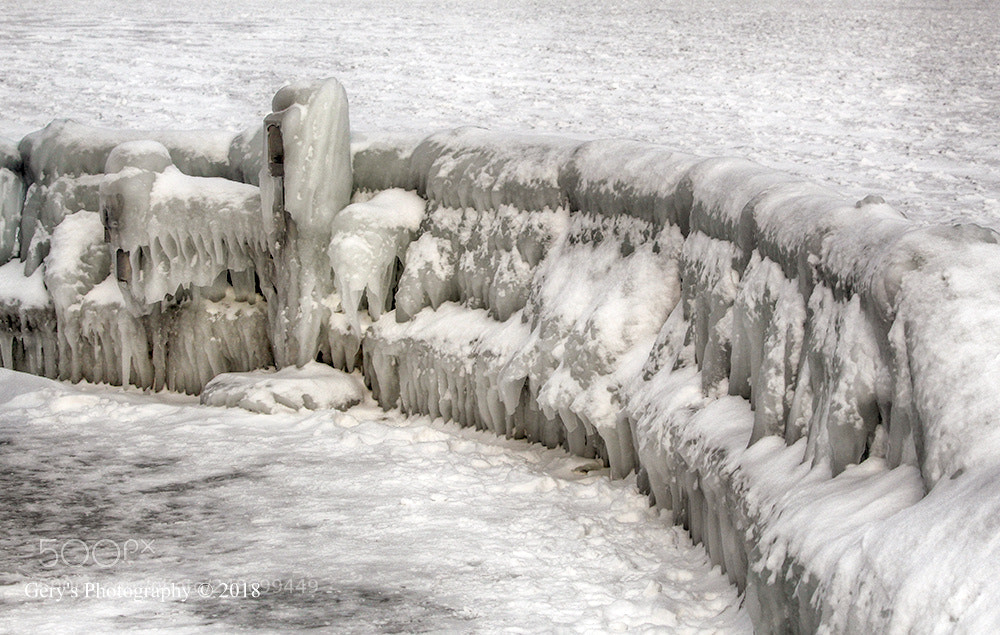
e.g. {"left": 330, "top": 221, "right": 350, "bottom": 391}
{"left": 0, "top": 369, "right": 749, "bottom": 633}
{"left": 2, "top": 0, "right": 1000, "bottom": 631}
{"left": 1, "top": 0, "right": 999, "bottom": 226}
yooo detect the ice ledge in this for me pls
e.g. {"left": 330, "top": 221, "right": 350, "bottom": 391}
{"left": 2, "top": 111, "right": 999, "bottom": 630}
{"left": 352, "top": 128, "right": 1000, "bottom": 631}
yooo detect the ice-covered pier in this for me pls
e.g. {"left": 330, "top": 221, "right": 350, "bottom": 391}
{"left": 2, "top": 79, "right": 1000, "bottom": 631}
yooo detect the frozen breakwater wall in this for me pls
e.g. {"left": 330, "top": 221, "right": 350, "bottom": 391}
{"left": 3, "top": 80, "right": 1000, "bottom": 631}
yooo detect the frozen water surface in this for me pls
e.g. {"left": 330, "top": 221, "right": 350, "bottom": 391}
{"left": 0, "top": 371, "right": 748, "bottom": 633}
{"left": 0, "top": 0, "right": 998, "bottom": 225}
{"left": 2, "top": 0, "right": 999, "bottom": 631}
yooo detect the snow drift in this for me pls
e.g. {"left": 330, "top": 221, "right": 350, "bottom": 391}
{"left": 2, "top": 81, "right": 999, "bottom": 631}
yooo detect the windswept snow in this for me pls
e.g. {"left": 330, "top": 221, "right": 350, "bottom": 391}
{"left": 0, "top": 370, "right": 748, "bottom": 633}
{"left": 1, "top": 0, "right": 999, "bottom": 226}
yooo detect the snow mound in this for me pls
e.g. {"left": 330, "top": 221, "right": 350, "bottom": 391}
{"left": 200, "top": 361, "right": 365, "bottom": 414}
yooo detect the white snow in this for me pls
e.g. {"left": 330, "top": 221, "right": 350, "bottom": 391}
{"left": 2, "top": 0, "right": 998, "bottom": 227}
{"left": 200, "top": 362, "right": 366, "bottom": 414}
{"left": 0, "top": 368, "right": 749, "bottom": 633}
{"left": 1, "top": 0, "right": 999, "bottom": 632}
{"left": 0, "top": 260, "right": 49, "bottom": 310}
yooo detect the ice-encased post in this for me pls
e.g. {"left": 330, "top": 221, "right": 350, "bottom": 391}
{"left": 260, "top": 79, "right": 352, "bottom": 367}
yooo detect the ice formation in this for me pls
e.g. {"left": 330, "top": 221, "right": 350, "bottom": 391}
{"left": 0, "top": 259, "right": 55, "bottom": 376}
{"left": 2, "top": 114, "right": 278, "bottom": 393}
{"left": 350, "top": 128, "right": 1000, "bottom": 631}
{"left": 328, "top": 188, "right": 425, "bottom": 330}
{"left": 4, "top": 84, "right": 1000, "bottom": 631}
{"left": 18, "top": 119, "right": 238, "bottom": 184}
{"left": 0, "top": 140, "right": 24, "bottom": 264}
{"left": 101, "top": 150, "right": 266, "bottom": 307}
{"left": 200, "top": 361, "right": 365, "bottom": 413}
{"left": 260, "top": 79, "right": 352, "bottom": 368}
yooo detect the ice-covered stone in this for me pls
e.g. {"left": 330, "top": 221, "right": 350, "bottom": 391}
{"left": 44, "top": 210, "right": 111, "bottom": 380}
{"left": 410, "top": 127, "right": 577, "bottom": 213}
{"left": 20, "top": 173, "right": 103, "bottom": 274}
{"left": 0, "top": 260, "right": 57, "bottom": 377}
{"left": 101, "top": 163, "right": 267, "bottom": 308}
{"left": 18, "top": 119, "right": 239, "bottom": 185}
{"left": 104, "top": 140, "right": 173, "bottom": 174}
{"left": 560, "top": 139, "right": 699, "bottom": 229}
{"left": 228, "top": 124, "right": 264, "bottom": 186}
{"left": 147, "top": 289, "right": 273, "bottom": 394}
{"left": 200, "top": 361, "right": 365, "bottom": 413}
{"left": 0, "top": 137, "right": 21, "bottom": 173}
{"left": 0, "top": 167, "right": 24, "bottom": 264}
{"left": 351, "top": 131, "right": 425, "bottom": 194}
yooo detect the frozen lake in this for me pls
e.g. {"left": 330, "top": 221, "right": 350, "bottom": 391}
{"left": 1, "top": 1, "right": 998, "bottom": 631}
{"left": 0, "top": 372, "right": 748, "bottom": 632}
{"left": 0, "top": 0, "right": 998, "bottom": 225}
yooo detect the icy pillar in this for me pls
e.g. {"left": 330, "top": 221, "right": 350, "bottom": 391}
{"left": 260, "top": 78, "right": 353, "bottom": 367}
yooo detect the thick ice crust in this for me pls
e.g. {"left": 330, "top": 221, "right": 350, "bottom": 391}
{"left": 0, "top": 167, "right": 25, "bottom": 264}
{"left": 354, "top": 128, "right": 1000, "bottom": 632}
{"left": 101, "top": 164, "right": 266, "bottom": 307}
{"left": 260, "top": 78, "right": 353, "bottom": 367}
{"left": 4, "top": 125, "right": 273, "bottom": 394}
{"left": 4, "top": 113, "right": 1000, "bottom": 630}
{"left": 18, "top": 119, "right": 239, "bottom": 185}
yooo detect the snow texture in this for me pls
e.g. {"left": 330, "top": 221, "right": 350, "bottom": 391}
{"left": 2, "top": 80, "right": 1000, "bottom": 631}
{"left": 0, "top": 369, "right": 749, "bottom": 632}
{"left": 200, "top": 361, "right": 365, "bottom": 414}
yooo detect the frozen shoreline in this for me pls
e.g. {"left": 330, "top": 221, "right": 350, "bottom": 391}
{"left": 0, "top": 369, "right": 749, "bottom": 633}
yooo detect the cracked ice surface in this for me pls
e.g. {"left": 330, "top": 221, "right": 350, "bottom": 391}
{"left": 0, "top": 370, "right": 749, "bottom": 633}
